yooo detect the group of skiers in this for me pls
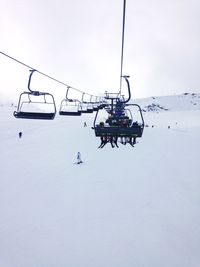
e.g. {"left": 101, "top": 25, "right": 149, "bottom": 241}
{"left": 98, "top": 135, "right": 136, "bottom": 148}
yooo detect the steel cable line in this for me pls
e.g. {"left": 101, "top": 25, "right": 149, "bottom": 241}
{"left": 119, "top": 0, "right": 127, "bottom": 94}
{"left": 0, "top": 51, "right": 98, "bottom": 99}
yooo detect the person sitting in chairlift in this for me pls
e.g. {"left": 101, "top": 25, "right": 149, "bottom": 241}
{"left": 110, "top": 136, "right": 119, "bottom": 148}
{"left": 132, "top": 121, "right": 139, "bottom": 127}
{"left": 128, "top": 136, "right": 136, "bottom": 147}
{"left": 99, "top": 135, "right": 119, "bottom": 148}
{"left": 120, "top": 136, "right": 136, "bottom": 147}
{"left": 99, "top": 136, "right": 109, "bottom": 148}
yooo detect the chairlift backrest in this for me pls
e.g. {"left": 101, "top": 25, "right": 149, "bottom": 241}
{"left": 59, "top": 98, "right": 81, "bottom": 116}
{"left": 14, "top": 91, "right": 56, "bottom": 120}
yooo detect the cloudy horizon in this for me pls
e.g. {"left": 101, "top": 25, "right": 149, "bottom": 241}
{"left": 1, "top": 0, "right": 200, "bottom": 100}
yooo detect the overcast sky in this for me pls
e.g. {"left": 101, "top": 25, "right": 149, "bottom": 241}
{"left": 1, "top": 0, "right": 200, "bottom": 101}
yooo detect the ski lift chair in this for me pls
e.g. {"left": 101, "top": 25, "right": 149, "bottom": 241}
{"left": 88, "top": 96, "right": 99, "bottom": 112}
{"left": 80, "top": 93, "right": 94, "bottom": 114}
{"left": 97, "top": 97, "right": 107, "bottom": 110}
{"left": 13, "top": 70, "right": 56, "bottom": 120}
{"left": 94, "top": 103, "right": 144, "bottom": 138}
{"left": 59, "top": 99, "right": 81, "bottom": 116}
{"left": 91, "top": 97, "right": 99, "bottom": 111}
{"left": 93, "top": 77, "right": 145, "bottom": 147}
{"left": 59, "top": 88, "right": 82, "bottom": 116}
{"left": 80, "top": 103, "right": 93, "bottom": 114}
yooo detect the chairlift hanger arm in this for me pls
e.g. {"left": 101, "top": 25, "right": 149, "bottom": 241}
{"left": 82, "top": 92, "right": 93, "bottom": 103}
{"left": 115, "top": 75, "right": 131, "bottom": 104}
{"left": 122, "top": 75, "right": 131, "bottom": 103}
{"left": 65, "top": 86, "right": 75, "bottom": 102}
{"left": 28, "top": 69, "right": 38, "bottom": 93}
{"left": 93, "top": 109, "right": 99, "bottom": 129}
{"left": 27, "top": 69, "right": 52, "bottom": 96}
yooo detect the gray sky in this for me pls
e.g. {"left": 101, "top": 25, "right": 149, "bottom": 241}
{"left": 1, "top": 0, "right": 200, "bottom": 101}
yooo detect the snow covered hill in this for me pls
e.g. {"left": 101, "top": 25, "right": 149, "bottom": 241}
{"left": 0, "top": 93, "right": 200, "bottom": 267}
{"left": 136, "top": 92, "right": 200, "bottom": 112}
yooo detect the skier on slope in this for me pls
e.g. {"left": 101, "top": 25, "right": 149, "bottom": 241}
{"left": 77, "top": 152, "right": 83, "bottom": 164}
{"left": 19, "top": 132, "right": 22, "bottom": 138}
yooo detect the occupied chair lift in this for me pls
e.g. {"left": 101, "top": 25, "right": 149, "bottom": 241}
{"left": 93, "top": 76, "right": 144, "bottom": 145}
{"left": 59, "top": 87, "right": 82, "bottom": 116}
{"left": 13, "top": 69, "right": 56, "bottom": 120}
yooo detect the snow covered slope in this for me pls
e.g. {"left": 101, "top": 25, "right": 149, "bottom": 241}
{"left": 137, "top": 92, "right": 200, "bottom": 112}
{"left": 0, "top": 93, "right": 200, "bottom": 267}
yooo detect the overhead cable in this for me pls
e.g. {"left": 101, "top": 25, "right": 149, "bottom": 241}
{"left": 0, "top": 51, "right": 96, "bottom": 98}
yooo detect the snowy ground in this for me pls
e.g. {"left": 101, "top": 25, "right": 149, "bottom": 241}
{"left": 0, "top": 94, "right": 200, "bottom": 267}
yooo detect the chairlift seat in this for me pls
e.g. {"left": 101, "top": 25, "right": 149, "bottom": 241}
{"left": 14, "top": 86, "right": 57, "bottom": 120}
{"left": 87, "top": 108, "right": 94, "bottom": 113}
{"left": 94, "top": 125, "right": 143, "bottom": 138}
{"left": 59, "top": 97, "right": 81, "bottom": 116}
{"left": 14, "top": 111, "right": 56, "bottom": 120}
{"left": 59, "top": 110, "right": 81, "bottom": 116}
{"left": 81, "top": 109, "right": 93, "bottom": 114}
